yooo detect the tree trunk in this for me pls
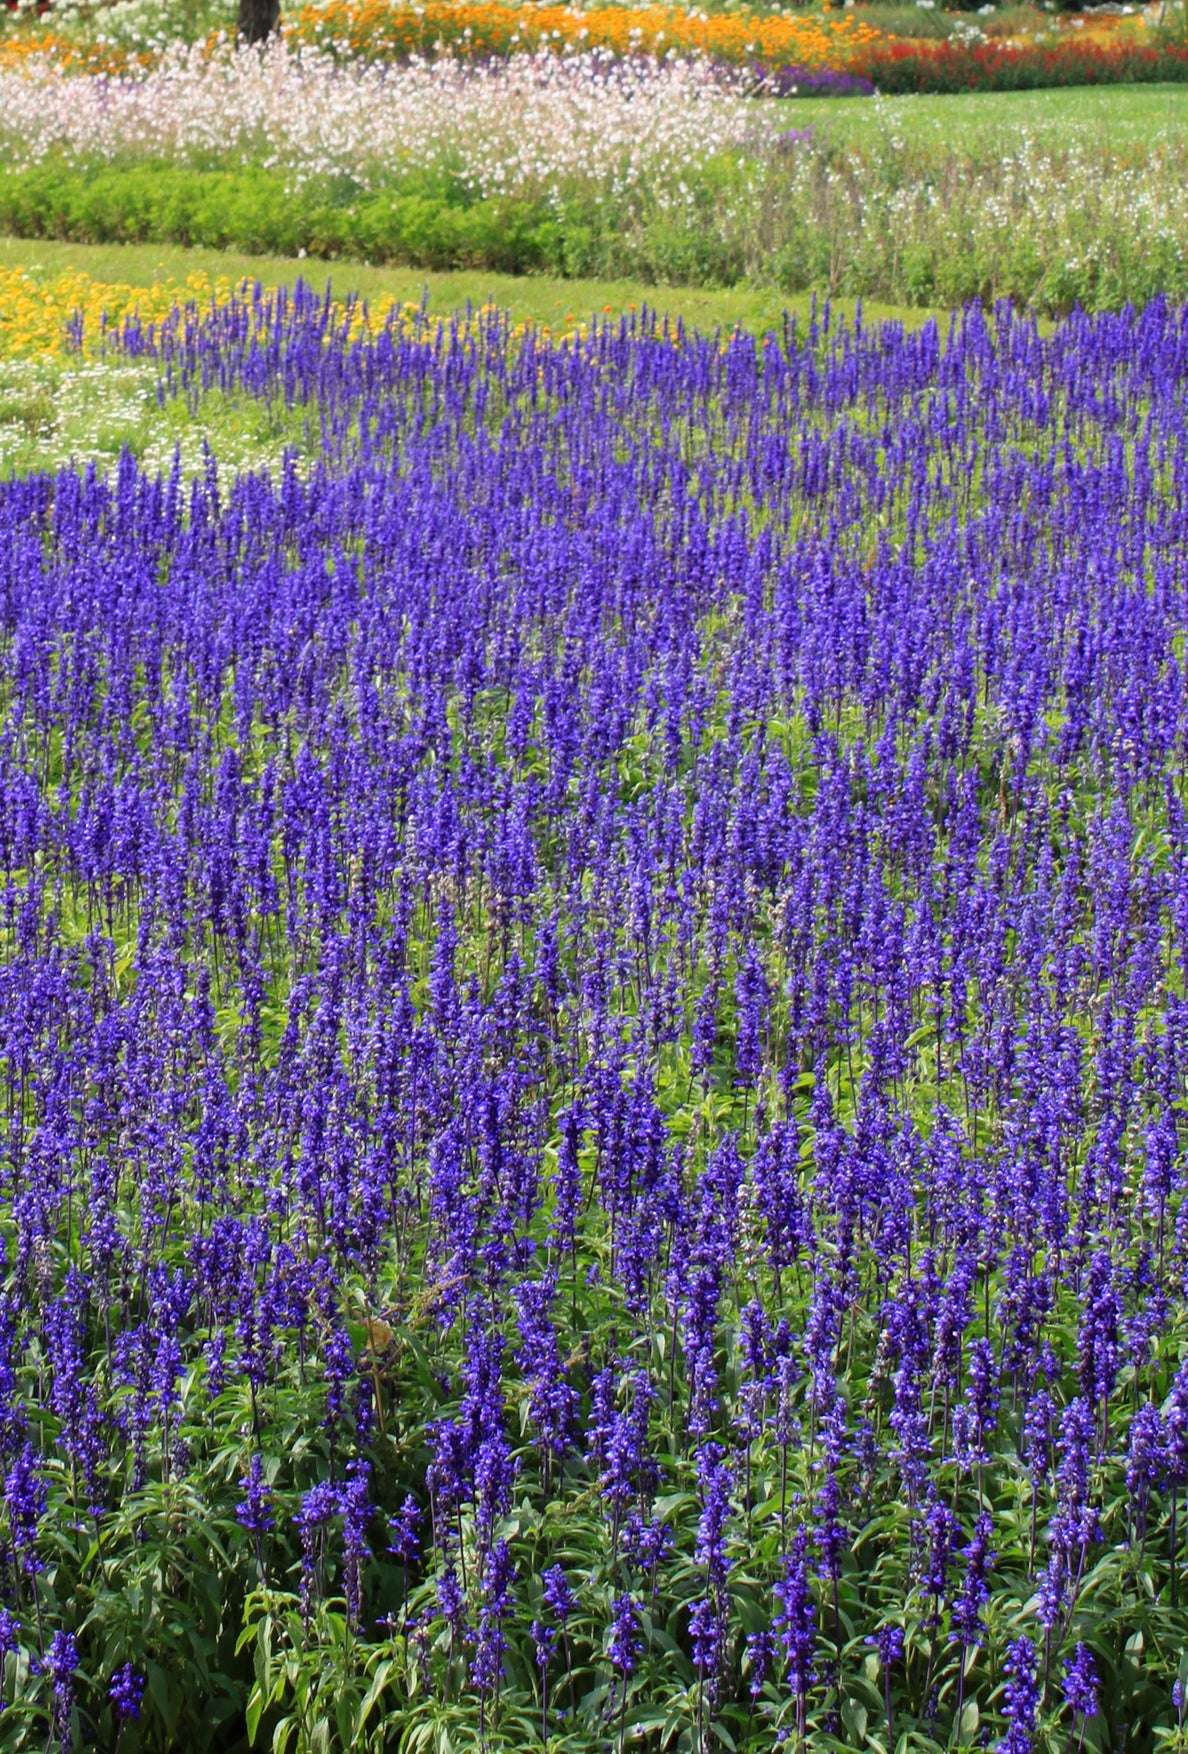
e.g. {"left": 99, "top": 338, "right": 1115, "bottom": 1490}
{"left": 237, "top": 0, "right": 279, "bottom": 44}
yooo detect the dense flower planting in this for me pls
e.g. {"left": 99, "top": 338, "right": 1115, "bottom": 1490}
{"left": 0, "top": 41, "right": 751, "bottom": 195}
{"left": 843, "top": 32, "right": 1188, "bottom": 92}
{"left": 3, "top": 0, "right": 1181, "bottom": 95}
{"left": 0, "top": 265, "right": 250, "bottom": 356}
{"left": 5, "top": 60, "right": 1188, "bottom": 312}
{"left": 0, "top": 283, "right": 1186, "bottom": 1750}
{"left": 280, "top": 0, "right": 1188, "bottom": 91}
{"left": 0, "top": 28, "right": 148, "bottom": 71}
{"left": 284, "top": 0, "right": 882, "bottom": 72}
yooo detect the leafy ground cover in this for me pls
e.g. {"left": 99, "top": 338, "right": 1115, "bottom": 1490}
{"left": 0, "top": 273, "right": 1184, "bottom": 1754}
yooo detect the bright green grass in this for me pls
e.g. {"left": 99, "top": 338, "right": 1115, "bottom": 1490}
{"left": 768, "top": 78, "right": 1188, "bottom": 146}
{"left": 0, "top": 235, "right": 941, "bottom": 335}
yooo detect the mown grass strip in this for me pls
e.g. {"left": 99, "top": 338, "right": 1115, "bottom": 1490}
{"left": 0, "top": 237, "right": 942, "bottom": 345}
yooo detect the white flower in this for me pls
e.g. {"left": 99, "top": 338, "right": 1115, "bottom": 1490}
{"left": 0, "top": 39, "right": 754, "bottom": 200}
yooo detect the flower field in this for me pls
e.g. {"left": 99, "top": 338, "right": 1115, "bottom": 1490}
{"left": 0, "top": 263, "right": 249, "bottom": 356}
{"left": 284, "top": 0, "right": 881, "bottom": 73}
{"left": 842, "top": 31, "right": 1188, "bottom": 93}
{"left": 0, "top": 272, "right": 1184, "bottom": 1751}
{"left": 282, "top": 0, "right": 1188, "bottom": 93}
{"left": 3, "top": 38, "right": 1188, "bottom": 310}
{"left": 0, "top": 42, "right": 750, "bottom": 197}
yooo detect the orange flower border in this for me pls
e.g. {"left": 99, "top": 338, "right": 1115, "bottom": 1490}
{"left": 287, "top": 0, "right": 881, "bottom": 70}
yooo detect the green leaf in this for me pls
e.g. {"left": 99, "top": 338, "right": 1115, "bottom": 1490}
{"left": 337, "top": 1688, "right": 360, "bottom": 1749}
{"left": 147, "top": 1664, "right": 176, "bottom": 1736}
{"left": 356, "top": 1660, "right": 395, "bottom": 1735}
{"left": 246, "top": 1685, "right": 266, "bottom": 1748}
{"left": 841, "top": 1698, "right": 869, "bottom": 1744}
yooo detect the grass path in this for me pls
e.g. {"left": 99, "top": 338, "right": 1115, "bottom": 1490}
{"left": 766, "top": 78, "right": 1188, "bottom": 146}
{"left": 0, "top": 236, "right": 941, "bottom": 339}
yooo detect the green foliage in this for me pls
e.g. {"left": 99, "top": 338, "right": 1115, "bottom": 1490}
{"left": 6, "top": 119, "right": 1188, "bottom": 312}
{"left": 0, "top": 160, "right": 567, "bottom": 272}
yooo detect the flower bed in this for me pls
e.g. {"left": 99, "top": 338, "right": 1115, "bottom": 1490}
{"left": 0, "top": 42, "right": 752, "bottom": 195}
{"left": 0, "top": 277, "right": 1187, "bottom": 1752}
{"left": 4, "top": 43, "right": 1188, "bottom": 309}
{"left": 844, "top": 31, "right": 1188, "bottom": 91}
{"left": 4, "top": 0, "right": 1187, "bottom": 93}
{"left": 286, "top": 0, "right": 882, "bottom": 70}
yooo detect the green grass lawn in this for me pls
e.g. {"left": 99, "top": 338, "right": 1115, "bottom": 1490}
{"left": 0, "top": 235, "right": 942, "bottom": 335}
{"left": 766, "top": 79, "right": 1188, "bottom": 147}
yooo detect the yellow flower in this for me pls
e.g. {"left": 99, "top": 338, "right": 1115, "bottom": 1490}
{"left": 0, "top": 264, "right": 556, "bottom": 363}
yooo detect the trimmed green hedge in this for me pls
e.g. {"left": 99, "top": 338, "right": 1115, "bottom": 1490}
{"left": 0, "top": 162, "right": 567, "bottom": 274}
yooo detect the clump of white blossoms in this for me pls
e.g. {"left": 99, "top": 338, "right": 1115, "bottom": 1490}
{"left": 0, "top": 38, "right": 755, "bottom": 203}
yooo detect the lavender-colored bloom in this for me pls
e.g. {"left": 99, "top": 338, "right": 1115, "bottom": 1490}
{"left": 1063, "top": 1643, "right": 1098, "bottom": 1720}
{"left": 689, "top": 1596, "right": 718, "bottom": 1675}
{"left": 387, "top": 1494, "right": 421, "bottom": 1563}
{"left": 745, "top": 1629, "right": 774, "bottom": 1699}
{"left": 543, "top": 1564, "right": 578, "bottom": 1625}
{"left": 472, "top": 1540, "right": 517, "bottom": 1701}
{"left": 531, "top": 1619, "right": 556, "bottom": 1669}
{"left": 998, "top": 1638, "right": 1040, "bottom": 1754}
{"left": 1126, "top": 1403, "right": 1167, "bottom": 1539}
{"left": 110, "top": 1664, "right": 145, "bottom": 1722}
{"left": 340, "top": 1459, "right": 371, "bottom": 1631}
{"left": 296, "top": 1480, "right": 340, "bottom": 1625}
{"left": 5, "top": 1444, "right": 47, "bottom": 1575}
{"left": 608, "top": 1593, "right": 644, "bottom": 1675}
{"left": 622, "top": 1509, "right": 673, "bottom": 1575}
{"left": 436, "top": 1566, "right": 467, "bottom": 1634}
{"left": 774, "top": 1526, "right": 816, "bottom": 1716}
{"left": 1036, "top": 1550, "right": 1067, "bottom": 1635}
{"left": 46, "top": 1631, "right": 78, "bottom": 1753}
{"left": 951, "top": 1513, "right": 995, "bottom": 1649}
{"left": 236, "top": 1454, "right": 274, "bottom": 1535}
{"left": 921, "top": 1496, "right": 959, "bottom": 1622}
{"left": 875, "top": 1624, "right": 905, "bottom": 1669}
{"left": 694, "top": 1447, "right": 733, "bottom": 1594}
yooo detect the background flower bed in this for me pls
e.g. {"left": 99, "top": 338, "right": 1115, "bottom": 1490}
{"left": 844, "top": 33, "right": 1188, "bottom": 90}
{"left": 279, "top": 0, "right": 1188, "bottom": 91}
{"left": 1, "top": 51, "right": 1188, "bottom": 312}
{"left": 284, "top": 0, "right": 882, "bottom": 70}
{"left": 3, "top": 0, "right": 1184, "bottom": 93}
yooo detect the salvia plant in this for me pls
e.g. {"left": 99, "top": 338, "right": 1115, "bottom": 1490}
{"left": 0, "top": 281, "right": 1187, "bottom": 1750}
